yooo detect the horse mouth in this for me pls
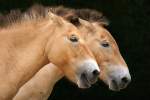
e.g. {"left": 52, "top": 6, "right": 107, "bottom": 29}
{"left": 109, "top": 79, "right": 130, "bottom": 91}
{"left": 78, "top": 73, "right": 91, "bottom": 88}
{"left": 109, "top": 80, "right": 120, "bottom": 91}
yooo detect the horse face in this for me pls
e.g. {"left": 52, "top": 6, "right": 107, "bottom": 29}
{"left": 88, "top": 23, "right": 131, "bottom": 91}
{"left": 65, "top": 16, "right": 131, "bottom": 91}
{"left": 46, "top": 20, "right": 100, "bottom": 89}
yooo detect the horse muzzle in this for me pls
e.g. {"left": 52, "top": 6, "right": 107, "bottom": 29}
{"left": 77, "top": 59, "right": 100, "bottom": 88}
{"left": 108, "top": 65, "right": 131, "bottom": 91}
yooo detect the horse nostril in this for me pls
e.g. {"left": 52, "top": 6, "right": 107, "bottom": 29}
{"left": 92, "top": 70, "right": 100, "bottom": 77}
{"left": 121, "top": 77, "right": 129, "bottom": 84}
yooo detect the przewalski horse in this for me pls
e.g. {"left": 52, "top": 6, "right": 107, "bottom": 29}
{"left": 55, "top": 6, "right": 131, "bottom": 91}
{"left": 13, "top": 6, "right": 131, "bottom": 100}
{"left": 0, "top": 7, "right": 100, "bottom": 100}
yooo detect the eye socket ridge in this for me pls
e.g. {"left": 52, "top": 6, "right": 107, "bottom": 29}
{"left": 70, "top": 34, "right": 79, "bottom": 42}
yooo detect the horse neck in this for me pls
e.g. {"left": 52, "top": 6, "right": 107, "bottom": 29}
{"left": 8, "top": 19, "right": 65, "bottom": 84}
{"left": 34, "top": 63, "right": 63, "bottom": 98}
{"left": 5, "top": 20, "right": 53, "bottom": 81}
{"left": 31, "top": 63, "right": 63, "bottom": 86}
{"left": 35, "top": 63, "right": 63, "bottom": 93}
{"left": 13, "top": 63, "right": 63, "bottom": 100}
{"left": 0, "top": 19, "right": 61, "bottom": 99}
{"left": 38, "top": 64, "right": 64, "bottom": 98}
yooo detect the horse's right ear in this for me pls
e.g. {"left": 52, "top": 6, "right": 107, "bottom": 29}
{"left": 70, "top": 16, "right": 80, "bottom": 26}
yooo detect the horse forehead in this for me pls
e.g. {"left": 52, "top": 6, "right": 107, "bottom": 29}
{"left": 95, "top": 26, "right": 114, "bottom": 41}
{"left": 79, "top": 19, "right": 94, "bottom": 30}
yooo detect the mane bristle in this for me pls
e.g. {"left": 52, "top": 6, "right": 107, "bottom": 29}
{"left": 24, "top": 4, "right": 48, "bottom": 19}
{"left": 0, "top": 9, "right": 22, "bottom": 27}
{"left": 0, "top": 4, "right": 49, "bottom": 28}
{"left": 0, "top": 4, "right": 109, "bottom": 28}
{"left": 75, "top": 9, "right": 109, "bottom": 25}
{"left": 47, "top": 6, "right": 109, "bottom": 26}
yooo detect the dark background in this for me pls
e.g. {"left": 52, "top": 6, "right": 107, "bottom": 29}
{"left": 0, "top": 0, "right": 150, "bottom": 99}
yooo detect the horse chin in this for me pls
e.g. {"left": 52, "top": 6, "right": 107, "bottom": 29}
{"left": 76, "top": 75, "right": 91, "bottom": 89}
{"left": 77, "top": 79, "right": 91, "bottom": 89}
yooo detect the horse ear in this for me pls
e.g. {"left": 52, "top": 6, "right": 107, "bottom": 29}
{"left": 64, "top": 15, "right": 80, "bottom": 26}
{"left": 47, "top": 11, "right": 63, "bottom": 25}
{"left": 98, "top": 17, "right": 110, "bottom": 27}
{"left": 70, "top": 16, "right": 80, "bottom": 26}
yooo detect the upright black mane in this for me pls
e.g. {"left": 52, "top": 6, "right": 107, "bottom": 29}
{"left": 0, "top": 4, "right": 48, "bottom": 28}
{"left": 0, "top": 4, "right": 109, "bottom": 28}
{"left": 48, "top": 6, "right": 109, "bottom": 26}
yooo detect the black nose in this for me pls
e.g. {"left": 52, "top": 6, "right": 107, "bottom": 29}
{"left": 121, "top": 77, "right": 129, "bottom": 84}
{"left": 92, "top": 70, "right": 100, "bottom": 77}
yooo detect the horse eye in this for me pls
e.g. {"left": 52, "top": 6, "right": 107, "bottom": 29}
{"left": 101, "top": 42, "right": 110, "bottom": 47}
{"left": 70, "top": 34, "right": 78, "bottom": 42}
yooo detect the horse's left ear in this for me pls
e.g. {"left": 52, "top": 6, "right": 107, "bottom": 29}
{"left": 99, "top": 17, "right": 110, "bottom": 27}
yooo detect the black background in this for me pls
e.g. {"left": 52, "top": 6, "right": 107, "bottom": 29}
{"left": 0, "top": 0, "right": 150, "bottom": 100}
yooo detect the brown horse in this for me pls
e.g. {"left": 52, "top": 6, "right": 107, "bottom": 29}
{"left": 60, "top": 7, "right": 131, "bottom": 91}
{"left": 14, "top": 6, "right": 131, "bottom": 100}
{"left": 0, "top": 7, "right": 100, "bottom": 100}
